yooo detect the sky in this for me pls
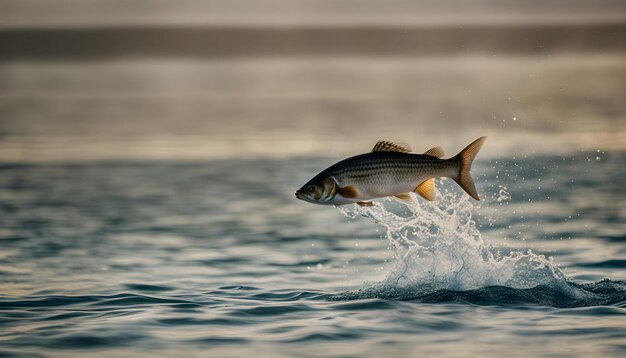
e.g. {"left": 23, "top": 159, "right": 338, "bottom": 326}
{"left": 1, "top": 0, "right": 625, "bottom": 28}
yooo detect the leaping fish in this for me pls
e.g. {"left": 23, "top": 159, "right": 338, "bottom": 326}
{"left": 295, "top": 136, "right": 486, "bottom": 206}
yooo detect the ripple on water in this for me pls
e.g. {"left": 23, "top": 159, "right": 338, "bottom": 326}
{"left": 579, "top": 260, "right": 626, "bottom": 268}
{"left": 230, "top": 303, "right": 316, "bottom": 317}
{"left": 123, "top": 283, "right": 175, "bottom": 292}
{"left": 8, "top": 332, "right": 148, "bottom": 350}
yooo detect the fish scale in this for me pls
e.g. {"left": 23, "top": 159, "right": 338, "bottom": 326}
{"left": 328, "top": 154, "right": 450, "bottom": 196}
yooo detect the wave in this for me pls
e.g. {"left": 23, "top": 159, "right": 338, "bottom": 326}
{"left": 333, "top": 280, "right": 626, "bottom": 308}
{"left": 331, "top": 187, "right": 626, "bottom": 307}
{"left": 0, "top": 293, "right": 197, "bottom": 309}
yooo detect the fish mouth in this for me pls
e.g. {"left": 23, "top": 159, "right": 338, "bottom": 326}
{"left": 295, "top": 190, "right": 310, "bottom": 201}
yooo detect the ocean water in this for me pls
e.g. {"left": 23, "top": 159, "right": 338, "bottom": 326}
{"left": 0, "top": 52, "right": 625, "bottom": 356}
{"left": 0, "top": 152, "right": 624, "bottom": 357}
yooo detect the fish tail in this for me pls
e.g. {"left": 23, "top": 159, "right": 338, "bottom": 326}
{"left": 451, "top": 136, "right": 486, "bottom": 200}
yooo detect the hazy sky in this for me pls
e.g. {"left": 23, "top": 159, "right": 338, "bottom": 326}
{"left": 2, "top": 0, "right": 625, "bottom": 27}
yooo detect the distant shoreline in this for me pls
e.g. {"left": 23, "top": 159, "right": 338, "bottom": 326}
{"left": 0, "top": 22, "right": 624, "bottom": 61}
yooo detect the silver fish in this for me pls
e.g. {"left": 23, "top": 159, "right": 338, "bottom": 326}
{"left": 296, "top": 136, "right": 486, "bottom": 206}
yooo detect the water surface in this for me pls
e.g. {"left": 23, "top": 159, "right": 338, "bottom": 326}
{"left": 0, "top": 153, "right": 624, "bottom": 357}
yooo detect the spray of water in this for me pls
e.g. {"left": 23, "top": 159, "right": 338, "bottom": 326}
{"left": 333, "top": 185, "right": 574, "bottom": 301}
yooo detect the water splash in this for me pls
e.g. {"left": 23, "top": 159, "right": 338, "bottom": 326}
{"left": 333, "top": 186, "right": 577, "bottom": 302}
{"left": 496, "top": 186, "right": 511, "bottom": 202}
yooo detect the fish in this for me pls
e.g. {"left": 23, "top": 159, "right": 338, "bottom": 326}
{"left": 295, "top": 136, "right": 486, "bottom": 206}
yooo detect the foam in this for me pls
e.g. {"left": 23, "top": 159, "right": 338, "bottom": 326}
{"left": 335, "top": 186, "right": 575, "bottom": 300}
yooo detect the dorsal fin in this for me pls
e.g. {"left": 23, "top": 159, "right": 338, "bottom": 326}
{"left": 372, "top": 140, "right": 411, "bottom": 153}
{"left": 423, "top": 146, "right": 444, "bottom": 158}
{"left": 414, "top": 179, "right": 436, "bottom": 201}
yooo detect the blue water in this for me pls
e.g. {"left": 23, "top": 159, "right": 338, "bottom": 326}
{"left": 0, "top": 153, "right": 625, "bottom": 357}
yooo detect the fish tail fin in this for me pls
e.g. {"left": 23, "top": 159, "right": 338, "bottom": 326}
{"left": 451, "top": 136, "right": 486, "bottom": 200}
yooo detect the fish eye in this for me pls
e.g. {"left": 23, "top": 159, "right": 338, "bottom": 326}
{"left": 307, "top": 185, "right": 317, "bottom": 193}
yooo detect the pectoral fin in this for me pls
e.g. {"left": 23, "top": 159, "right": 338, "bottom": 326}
{"left": 337, "top": 185, "right": 359, "bottom": 198}
{"left": 393, "top": 193, "right": 413, "bottom": 204}
{"left": 414, "top": 179, "right": 436, "bottom": 201}
{"left": 356, "top": 201, "right": 374, "bottom": 207}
